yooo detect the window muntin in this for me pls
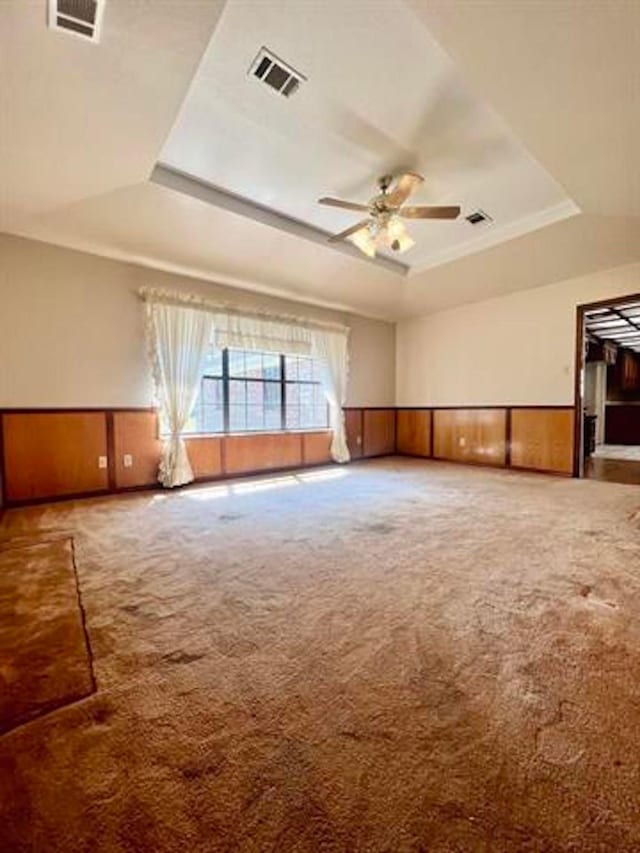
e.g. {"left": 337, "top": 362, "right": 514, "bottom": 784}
{"left": 183, "top": 348, "right": 328, "bottom": 435}
{"left": 284, "top": 355, "right": 327, "bottom": 429}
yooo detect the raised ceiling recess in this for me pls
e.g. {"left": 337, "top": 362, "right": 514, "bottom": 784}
{"left": 159, "top": 0, "right": 578, "bottom": 273}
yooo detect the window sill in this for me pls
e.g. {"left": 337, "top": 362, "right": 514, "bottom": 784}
{"left": 171, "top": 428, "right": 331, "bottom": 440}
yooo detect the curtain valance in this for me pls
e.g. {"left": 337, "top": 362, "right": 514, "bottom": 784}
{"left": 140, "top": 288, "right": 347, "bottom": 334}
{"left": 213, "top": 312, "right": 313, "bottom": 356}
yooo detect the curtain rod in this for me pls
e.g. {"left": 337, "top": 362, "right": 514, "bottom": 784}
{"left": 138, "top": 287, "right": 350, "bottom": 335}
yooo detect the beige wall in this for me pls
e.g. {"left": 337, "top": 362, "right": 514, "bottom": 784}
{"left": 0, "top": 234, "right": 395, "bottom": 408}
{"left": 397, "top": 261, "right": 640, "bottom": 407}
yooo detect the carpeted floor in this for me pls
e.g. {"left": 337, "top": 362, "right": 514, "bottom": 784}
{"left": 0, "top": 537, "right": 94, "bottom": 734}
{"left": 1, "top": 457, "right": 640, "bottom": 851}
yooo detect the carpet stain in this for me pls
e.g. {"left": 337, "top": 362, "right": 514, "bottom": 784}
{"left": 180, "top": 750, "right": 227, "bottom": 781}
{"left": 361, "top": 521, "right": 396, "bottom": 534}
{"left": 162, "top": 650, "right": 206, "bottom": 665}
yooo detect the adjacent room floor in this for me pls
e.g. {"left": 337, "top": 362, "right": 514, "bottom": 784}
{"left": 593, "top": 444, "right": 640, "bottom": 461}
{"left": 2, "top": 458, "right": 640, "bottom": 852}
{"left": 585, "top": 445, "right": 640, "bottom": 485}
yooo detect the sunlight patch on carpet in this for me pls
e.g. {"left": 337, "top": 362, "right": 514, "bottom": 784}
{"left": 180, "top": 466, "right": 349, "bottom": 501}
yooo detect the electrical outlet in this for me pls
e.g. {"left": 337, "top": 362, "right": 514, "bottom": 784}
{"left": 458, "top": 436, "right": 466, "bottom": 448}
{"left": 123, "top": 454, "right": 133, "bottom": 468}
{"left": 356, "top": 435, "right": 362, "bottom": 445}
{"left": 98, "top": 456, "right": 108, "bottom": 469}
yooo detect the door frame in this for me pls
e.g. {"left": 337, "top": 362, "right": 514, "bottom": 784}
{"left": 573, "top": 291, "right": 640, "bottom": 477}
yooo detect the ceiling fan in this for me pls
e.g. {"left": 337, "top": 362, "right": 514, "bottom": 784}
{"left": 318, "top": 172, "right": 460, "bottom": 259}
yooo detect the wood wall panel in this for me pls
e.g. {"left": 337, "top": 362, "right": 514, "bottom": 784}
{"left": 2, "top": 412, "right": 108, "bottom": 501}
{"left": 604, "top": 405, "right": 640, "bottom": 445}
{"left": 302, "top": 431, "right": 332, "bottom": 465}
{"left": 0, "top": 405, "right": 579, "bottom": 506}
{"left": 344, "top": 409, "right": 364, "bottom": 459}
{"left": 396, "top": 410, "right": 431, "bottom": 457}
{"left": 363, "top": 409, "right": 396, "bottom": 457}
{"left": 433, "top": 409, "right": 507, "bottom": 466}
{"left": 186, "top": 437, "right": 224, "bottom": 480}
{"left": 113, "top": 411, "right": 161, "bottom": 489}
{"left": 224, "top": 433, "right": 303, "bottom": 475}
{"left": 511, "top": 408, "right": 574, "bottom": 474}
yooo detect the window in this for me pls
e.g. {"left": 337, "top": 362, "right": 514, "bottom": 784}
{"left": 284, "top": 355, "right": 328, "bottom": 430}
{"left": 183, "top": 348, "right": 328, "bottom": 435}
{"left": 228, "top": 350, "right": 282, "bottom": 432}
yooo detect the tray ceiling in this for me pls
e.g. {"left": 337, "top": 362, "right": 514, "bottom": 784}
{"left": 160, "top": 0, "right": 576, "bottom": 272}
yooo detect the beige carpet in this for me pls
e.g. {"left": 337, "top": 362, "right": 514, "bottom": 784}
{"left": 0, "top": 537, "right": 94, "bottom": 734}
{"left": 1, "top": 458, "right": 640, "bottom": 851}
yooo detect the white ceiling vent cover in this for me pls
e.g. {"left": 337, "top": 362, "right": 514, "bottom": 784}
{"left": 249, "top": 48, "right": 305, "bottom": 98}
{"left": 48, "top": 0, "right": 105, "bottom": 42}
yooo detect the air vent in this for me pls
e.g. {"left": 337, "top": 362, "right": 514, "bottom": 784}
{"left": 249, "top": 47, "right": 305, "bottom": 98}
{"left": 48, "top": 0, "right": 105, "bottom": 42}
{"left": 466, "top": 209, "right": 493, "bottom": 226}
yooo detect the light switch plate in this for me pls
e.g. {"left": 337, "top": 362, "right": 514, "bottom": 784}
{"left": 123, "top": 454, "right": 133, "bottom": 468}
{"left": 98, "top": 456, "right": 108, "bottom": 469}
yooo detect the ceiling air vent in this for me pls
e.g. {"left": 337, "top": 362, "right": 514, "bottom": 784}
{"left": 48, "top": 0, "right": 105, "bottom": 42}
{"left": 466, "top": 209, "right": 493, "bottom": 226}
{"left": 249, "top": 47, "right": 305, "bottom": 98}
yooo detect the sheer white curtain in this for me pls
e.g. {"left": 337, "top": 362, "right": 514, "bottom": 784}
{"left": 311, "top": 328, "right": 350, "bottom": 463}
{"left": 146, "top": 301, "right": 213, "bottom": 487}
{"left": 140, "top": 288, "right": 351, "bottom": 468}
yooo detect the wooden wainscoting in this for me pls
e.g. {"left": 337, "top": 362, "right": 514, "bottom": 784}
{"left": 396, "top": 410, "right": 431, "bottom": 457}
{"left": 344, "top": 409, "right": 364, "bottom": 460}
{"left": 510, "top": 408, "right": 574, "bottom": 474}
{"left": 113, "top": 411, "right": 162, "bottom": 489}
{"left": 185, "top": 437, "right": 224, "bottom": 480}
{"left": 363, "top": 409, "right": 396, "bottom": 457}
{"left": 0, "top": 404, "right": 577, "bottom": 506}
{"left": 2, "top": 412, "right": 109, "bottom": 502}
{"left": 224, "top": 432, "right": 303, "bottom": 475}
{"left": 302, "top": 431, "right": 333, "bottom": 465}
{"left": 433, "top": 409, "right": 507, "bottom": 467}
{"left": 0, "top": 406, "right": 344, "bottom": 505}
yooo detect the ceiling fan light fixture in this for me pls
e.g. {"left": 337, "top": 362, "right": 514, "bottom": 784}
{"left": 390, "top": 231, "right": 415, "bottom": 253}
{"left": 321, "top": 172, "right": 460, "bottom": 259}
{"left": 350, "top": 227, "right": 377, "bottom": 258}
{"left": 387, "top": 215, "right": 409, "bottom": 240}
{"left": 384, "top": 216, "right": 414, "bottom": 253}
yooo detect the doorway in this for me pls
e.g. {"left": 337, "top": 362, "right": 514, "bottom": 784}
{"left": 575, "top": 295, "right": 640, "bottom": 484}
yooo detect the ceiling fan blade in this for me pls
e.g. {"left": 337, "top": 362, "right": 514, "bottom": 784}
{"left": 384, "top": 172, "right": 424, "bottom": 207}
{"left": 399, "top": 205, "right": 461, "bottom": 220}
{"left": 318, "top": 197, "right": 369, "bottom": 212}
{"left": 328, "top": 219, "right": 371, "bottom": 243}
